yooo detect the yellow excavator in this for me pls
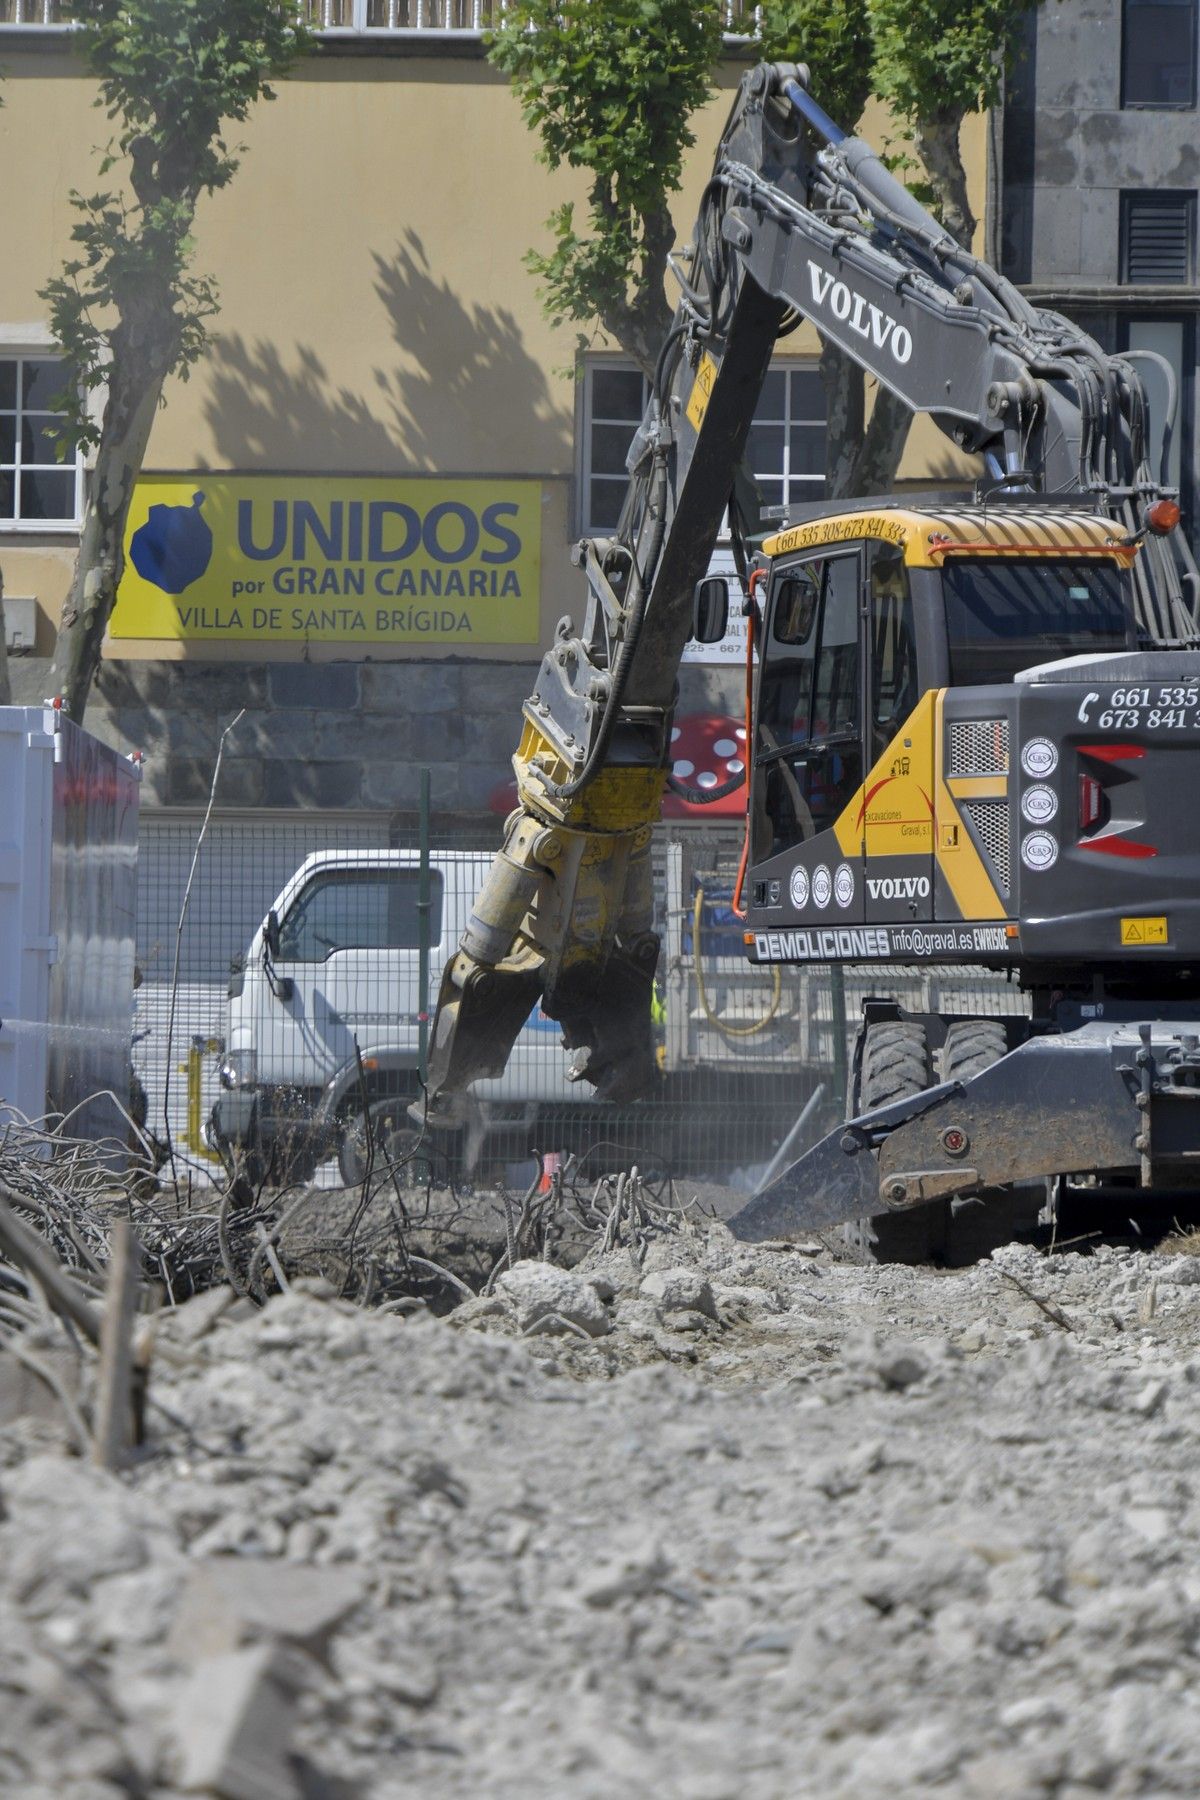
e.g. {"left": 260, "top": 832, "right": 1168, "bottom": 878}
{"left": 426, "top": 63, "right": 1200, "bottom": 1259}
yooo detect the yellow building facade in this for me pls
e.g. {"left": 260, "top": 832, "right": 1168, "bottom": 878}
{"left": 0, "top": 22, "right": 986, "bottom": 817}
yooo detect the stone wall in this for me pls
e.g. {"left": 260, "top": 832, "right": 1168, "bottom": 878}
{"left": 7, "top": 653, "right": 743, "bottom": 826}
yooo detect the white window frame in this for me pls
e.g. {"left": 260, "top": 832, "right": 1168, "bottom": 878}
{"left": 578, "top": 353, "right": 827, "bottom": 541}
{"left": 0, "top": 331, "right": 85, "bottom": 535}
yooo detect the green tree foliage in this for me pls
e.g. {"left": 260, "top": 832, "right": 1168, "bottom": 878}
{"left": 870, "top": 0, "right": 1041, "bottom": 243}
{"left": 488, "top": 0, "right": 723, "bottom": 376}
{"left": 759, "top": 0, "right": 874, "bottom": 129}
{"left": 43, "top": 0, "right": 308, "bottom": 721}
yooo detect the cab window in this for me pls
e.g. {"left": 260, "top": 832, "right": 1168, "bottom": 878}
{"left": 869, "top": 542, "right": 919, "bottom": 758}
{"left": 276, "top": 869, "right": 443, "bottom": 961}
{"left": 754, "top": 552, "right": 863, "bottom": 857}
{"left": 943, "top": 557, "right": 1134, "bottom": 686}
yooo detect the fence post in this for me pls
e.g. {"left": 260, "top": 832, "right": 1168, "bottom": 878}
{"left": 829, "top": 962, "right": 849, "bottom": 1112}
{"left": 417, "top": 767, "right": 431, "bottom": 1086}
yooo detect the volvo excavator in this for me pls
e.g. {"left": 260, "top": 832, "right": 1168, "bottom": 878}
{"left": 425, "top": 60, "right": 1200, "bottom": 1259}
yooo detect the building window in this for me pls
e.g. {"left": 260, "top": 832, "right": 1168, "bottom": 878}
{"left": 1120, "top": 192, "right": 1196, "bottom": 284}
{"left": 1121, "top": 0, "right": 1197, "bottom": 107}
{"left": 580, "top": 357, "right": 826, "bottom": 538}
{"left": 0, "top": 354, "right": 82, "bottom": 528}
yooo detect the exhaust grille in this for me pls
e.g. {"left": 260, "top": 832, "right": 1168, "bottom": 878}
{"left": 948, "top": 718, "right": 1009, "bottom": 776}
{"left": 964, "top": 799, "right": 1011, "bottom": 893}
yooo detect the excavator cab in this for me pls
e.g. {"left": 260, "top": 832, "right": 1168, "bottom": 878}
{"left": 742, "top": 500, "right": 1155, "bottom": 973}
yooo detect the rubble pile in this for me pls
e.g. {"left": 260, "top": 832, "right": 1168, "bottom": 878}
{"left": 4, "top": 1231, "right": 1200, "bottom": 1796}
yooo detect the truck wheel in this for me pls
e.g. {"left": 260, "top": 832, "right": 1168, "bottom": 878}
{"left": 339, "top": 1098, "right": 441, "bottom": 1190}
{"left": 842, "top": 1020, "right": 941, "bottom": 1264}
{"left": 940, "top": 1018, "right": 1008, "bottom": 1083}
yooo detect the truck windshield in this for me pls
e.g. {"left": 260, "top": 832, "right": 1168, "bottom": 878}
{"left": 942, "top": 558, "right": 1134, "bottom": 687}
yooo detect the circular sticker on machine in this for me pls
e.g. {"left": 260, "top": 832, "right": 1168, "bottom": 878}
{"left": 1021, "top": 784, "right": 1058, "bottom": 824}
{"left": 789, "top": 864, "right": 810, "bottom": 910}
{"left": 1021, "top": 737, "right": 1058, "bottom": 778}
{"left": 1021, "top": 830, "right": 1059, "bottom": 872}
{"left": 812, "top": 864, "right": 833, "bottom": 909}
{"left": 834, "top": 862, "right": 855, "bottom": 908}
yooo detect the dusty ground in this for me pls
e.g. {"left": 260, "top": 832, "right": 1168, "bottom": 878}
{"left": 4, "top": 1223, "right": 1200, "bottom": 1797}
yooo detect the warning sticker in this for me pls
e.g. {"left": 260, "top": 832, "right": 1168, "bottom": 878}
{"left": 1120, "top": 916, "right": 1168, "bottom": 945}
{"left": 686, "top": 352, "right": 719, "bottom": 433}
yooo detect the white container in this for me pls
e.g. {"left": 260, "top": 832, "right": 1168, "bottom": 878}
{"left": 0, "top": 705, "right": 140, "bottom": 1141}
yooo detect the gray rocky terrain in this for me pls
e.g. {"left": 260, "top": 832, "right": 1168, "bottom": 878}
{"left": 4, "top": 1226, "right": 1200, "bottom": 1797}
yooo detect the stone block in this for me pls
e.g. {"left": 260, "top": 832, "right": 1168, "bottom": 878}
{"left": 268, "top": 663, "right": 359, "bottom": 711}
{"left": 314, "top": 708, "right": 412, "bottom": 761}
{"left": 168, "top": 1557, "right": 366, "bottom": 1665}
{"left": 360, "top": 660, "right": 460, "bottom": 715}
{"left": 262, "top": 758, "right": 362, "bottom": 809}
{"left": 169, "top": 755, "right": 265, "bottom": 809}
{"left": 171, "top": 1643, "right": 302, "bottom": 1799}
{"left": 7, "top": 655, "right": 55, "bottom": 705}
{"left": 241, "top": 711, "right": 319, "bottom": 761}
{"left": 362, "top": 759, "right": 457, "bottom": 811}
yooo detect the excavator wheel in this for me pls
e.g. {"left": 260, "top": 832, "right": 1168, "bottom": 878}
{"left": 840, "top": 1020, "right": 942, "bottom": 1265}
{"left": 940, "top": 1018, "right": 1008, "bottom": 1084}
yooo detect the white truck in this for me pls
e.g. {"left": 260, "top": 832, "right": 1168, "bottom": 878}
{"left": 208, "top": 848, "right": 583, "bottom": 1190}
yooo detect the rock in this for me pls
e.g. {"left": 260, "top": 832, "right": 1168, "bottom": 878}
{"left": 164, "top": 1285, "right": 239, "bottom": 1343}
{"left": 1131, "top": 1378, "right": 1169, "bottom": 1417}
{"left": 0, "top": 1457, "right": 149, "bottom": 1609}
{"left": 170, "top": 1643, "right": 303, "bottom": 1799}
{"left": 660, "top": 1308, "right": 714, "bottom": 1334}
{"left": 712, "top": 1283, "right": 781, "bottom": 1315}
{"left": 168, "top": 1558, "right": 367, "bottom": 1665}
{"left": 846, "top": 1333, "right": 930, "bottom": 1390}
{"left": 448, "top": 1293, "right": 511, "bottom": 1328}
{"left": 496, "top": 1262, "right": 613, "bottom": 1338}
{"left": 578, "top": 1542, "right": 671, "bottom": 1608}
{"left": 1154, "top": 1255, "right": 1200, "bottom": 1285}
{"left": 640, "top": 1267, "right": 718, "bottom": 1320}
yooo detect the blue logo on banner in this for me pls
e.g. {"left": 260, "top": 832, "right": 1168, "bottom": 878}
{"left": 130, "top": 491, "right": 213, "bottom": 596}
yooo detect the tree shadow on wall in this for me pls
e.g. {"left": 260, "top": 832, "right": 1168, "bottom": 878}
{"left": 367, "top": 231, "right": 571, "bottom": 470}
{"left": 202, "top": 229, "right": 571, "bottom": 472}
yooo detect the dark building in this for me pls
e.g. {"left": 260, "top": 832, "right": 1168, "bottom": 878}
{"left": 1002, "top": 0, "right": 1199, "bottom": 532}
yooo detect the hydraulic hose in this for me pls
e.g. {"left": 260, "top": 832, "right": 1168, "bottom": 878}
{"left": 692, "top": 886, "right": 781, "bottom": 1037}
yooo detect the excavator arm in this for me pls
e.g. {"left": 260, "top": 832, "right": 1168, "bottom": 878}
{"left": 426, "top": 60, "right": 1196, "bottom": 1116}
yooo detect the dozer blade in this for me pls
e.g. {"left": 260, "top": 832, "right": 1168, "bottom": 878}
{"left": 728, "top": 1019, "right": 1200, "bottom": 1243}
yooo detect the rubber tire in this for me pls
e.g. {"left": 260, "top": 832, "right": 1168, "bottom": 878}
{"left": 938, "top": 1018, "right": 1039, "bottom": 1264}
{"left": 842, "top": 1020, "right": 941, "bottom": 1264}
{"left": 940, "top": 1018, "right": 1008, "bottom": 1084}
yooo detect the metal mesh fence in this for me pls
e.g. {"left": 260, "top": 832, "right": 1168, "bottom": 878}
{"left": 133, "top": 809, "right": 1029, "bottom": 1194}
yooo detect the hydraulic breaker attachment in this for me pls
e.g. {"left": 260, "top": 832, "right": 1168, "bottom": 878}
{"left": 728, "top": 1020, "right": 1200, "bottom": 1242}
{"left": 425, "top": 805, "right": 660, "bottom": 1114}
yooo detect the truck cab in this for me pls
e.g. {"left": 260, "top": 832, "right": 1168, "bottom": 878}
{"left": 210, "top": 848, "right": 581, "bottom": 1189}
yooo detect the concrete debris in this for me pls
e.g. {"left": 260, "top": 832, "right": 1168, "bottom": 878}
{"left": 496, "top": 1259, "right": 613, "bottom": 1337}
{"left": 639, "top": 1265, "right": 719, "bottom": 1319}
{"left": 6, "top": 1232, "right": 1200, "bottom": 1794}
{"left": 168, "top": 1557, "right": 366, "bottom": 1663}
{"left": 171, "top": 1643, "right": 303, "bottom": 1799}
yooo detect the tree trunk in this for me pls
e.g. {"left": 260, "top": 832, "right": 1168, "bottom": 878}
{"left": 915, "top": 110, "right": 974, "bottom": 248}
{"left": 820, "top": 336, "right": 913, "bottom": 501}
{"left": 49, "top": 342, "right": 170, "bottom": 723}
{"left": 820, "top": 338, "right": 865, "bottom": 499}
{"left": 0, "top": 566, "right": 10, "bottom": 706}
{"left": 850, "top": 383, "right": 914, "bottom": 496}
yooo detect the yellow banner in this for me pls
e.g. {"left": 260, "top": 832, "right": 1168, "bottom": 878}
{"left": 109, "top": 475, "right": 543, "bottom": 645}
